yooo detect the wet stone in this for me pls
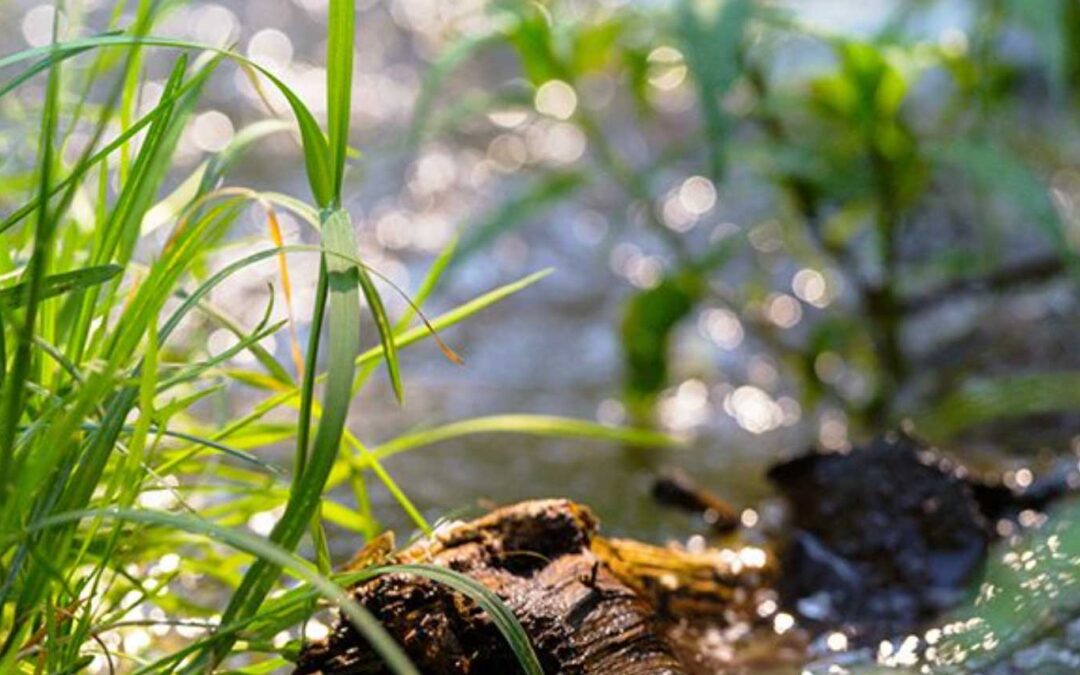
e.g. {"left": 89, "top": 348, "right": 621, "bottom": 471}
{"left": 767, "top": 433, "right": 992, "bottom": 640}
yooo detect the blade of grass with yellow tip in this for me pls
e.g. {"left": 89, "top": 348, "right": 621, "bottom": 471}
{"left": 202, "top": 207, "right": 361, "bottom": 668}
{"left": 264, "top": 205, "right": 306, "bottom": 378}
{"left": 203, "top": 0, "right": 364, "bottom": 627}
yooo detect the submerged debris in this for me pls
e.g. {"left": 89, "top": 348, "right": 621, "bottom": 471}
{"left": 653, "top": 468, "right": 740, "bottom": 533}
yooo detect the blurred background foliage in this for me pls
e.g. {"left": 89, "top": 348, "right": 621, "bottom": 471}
{"left": 411, "top": 0, "right": 1080, "bottom": 448}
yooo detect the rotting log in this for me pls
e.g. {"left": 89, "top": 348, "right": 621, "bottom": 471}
{"left": 295, "top": 499, "right": 786, "bottom": 675}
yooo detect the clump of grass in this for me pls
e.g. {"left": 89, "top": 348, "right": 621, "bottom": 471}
{"left": 0, "top": 2, "right": 672, "bottom": 672}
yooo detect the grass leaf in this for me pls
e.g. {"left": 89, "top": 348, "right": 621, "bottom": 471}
{"left": 0, "top": 264, "right": 122, "bottom": 309}
{"left": 326, "top": 0, "right": 356, "bottom": 202}
{"left": 910, "top": 372, "right": 1080, "bottom": 441}
{"left": 21, "top": 508, "right": 419, "bottom": 675}
{"left": 357, "top": 267, "right": 406, "bottom": 403}
{"left": 365, "top": 414, "right": 680, "bottom": 465}
{"left": 206, "top": 208, "right": 362, "bottom": 665}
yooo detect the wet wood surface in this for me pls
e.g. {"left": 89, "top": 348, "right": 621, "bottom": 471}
{"left": 295, "top": 499, "right": 779, "bottom": 675}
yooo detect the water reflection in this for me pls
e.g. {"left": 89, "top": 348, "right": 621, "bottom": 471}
{"left": 929, "top": 502, "right": 1080, "bottom": 673}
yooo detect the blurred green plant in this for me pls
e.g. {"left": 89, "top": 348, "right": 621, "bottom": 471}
{"left": 411, "top": 0, "right": 1080, "bottom": 436}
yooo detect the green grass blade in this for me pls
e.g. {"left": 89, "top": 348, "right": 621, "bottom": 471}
{"left": 0, "top": 33, "right": 62, "bottom": 502}
{"left": 199, "top": 119, "right": 292, "bottom": 194}
{"left": 343, "top": 430, "right": 430, "bottom": 534}
{"left": 188, "top": 296, "right": 294, "bottom": 387}
{"left": 160, "top": 266, "right": 553, "bottom": 478}
{"left": 357, "top": 267, "right": 405, "bottom": 403}
{"left": 207, "top": 208, "right": 362, "bottom": 665}
{"left": 677, "top": 0, "right": 751, "bottom": 182}
{"left": 0, "top": 264, "right": 122, "bottom": 309}
{"left": 366, "top": 414, "right": 679, "bottom": 465}
{"left": 933, "top": 138, "right": 1080, "bottom": 283}
{"left": 0, "top": 57, "right": 227, "bottom": 237}
{"left": 121, "top": 425, "right": 282, "bottom": 475}
{"left": 159, "top": 316, "right": 288, "bottom": 393}
{"left": 453, "top": 171, "right": 585, "bottom": 267}
{"left": 20, "top": 508, "right": 419, "bottom": 675}
{"left": 911, "top": 372, "right": 1080, "bottom": 441}
{"left": 326, "top": 0, "right": 356, "bottom": 202}
{"left": 350, "top": 235, "right": 458, "bottom": 394}
{"left": 408, "top": 31, "right": 504, "bottom": 147}
{"left": 0, "top": 39, "right": 106, "bottom": 98}
{"left": 0, "top": 33, "right": 334, "bottom": 207}
{"left": 137, "top": 560, "right": 542, "bottom": 675}
{"left": 294, "top": 260, "right": 328, "bottom": 476}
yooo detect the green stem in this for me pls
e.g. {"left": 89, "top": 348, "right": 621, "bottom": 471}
{"left": 865, "top": 149, "right": 905, "bottom": 424}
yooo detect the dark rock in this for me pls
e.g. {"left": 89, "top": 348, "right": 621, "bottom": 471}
{"left": 767, "top": 432, "right": 991, "bottom": 639}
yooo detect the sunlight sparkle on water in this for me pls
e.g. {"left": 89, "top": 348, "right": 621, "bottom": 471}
{"left": 248, "top": 28, "right": 295, "bottom": 70}
{"left": 741, "top": 508, "right": 759, "bottom": 528}
{"left": 679, "top": 176, "right": 718, "bottom": 216}
{"left": 488, "top": 108, "right": 530, "bottom": 129}
{"left": 534, "top": 80, "right": 578, "bottom": 120}
{"left": 21, "top": 6, "right": 67, "bottom": 47}
{"left": 826, "top": 632, "right": 849, "bottom": 652}
{"left": 647, "top": 46, "right": 688, "bottom": 90}
{"left": 766, "top": 293, "right": 802, "bottom": 329}
{"left": 191, "top": 111, "right": 235, "bottom": 153}
{"left": 724, "top": 385, "right": 784, "bottom": 434}
{"left": 773, "top": 612, "right": 795, "bottom": 634}
{"left": 659, "top": 379, "right": 710, "bottom": 432}
{"left": 530, "top": 121, "right": 587, "bottom": 165}
{"left": 793, "top": 268, "right": 830, "bottom": 307}
{"left": 699, "top": 308, "right": 744, "bottom": 350}
{"left": 193, "top": 4, "right": 238, "bottom": 45}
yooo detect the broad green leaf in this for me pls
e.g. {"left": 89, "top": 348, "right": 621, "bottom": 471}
{"left": 621, "top": 272, "right": 704, "bottom": 425}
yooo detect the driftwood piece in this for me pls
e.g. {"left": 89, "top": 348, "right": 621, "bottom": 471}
{"left": 652, "top": 469, "right": 740, "bottom": 533}
{"left": 296, "top": 499, "right": 778, "bottom": 675}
